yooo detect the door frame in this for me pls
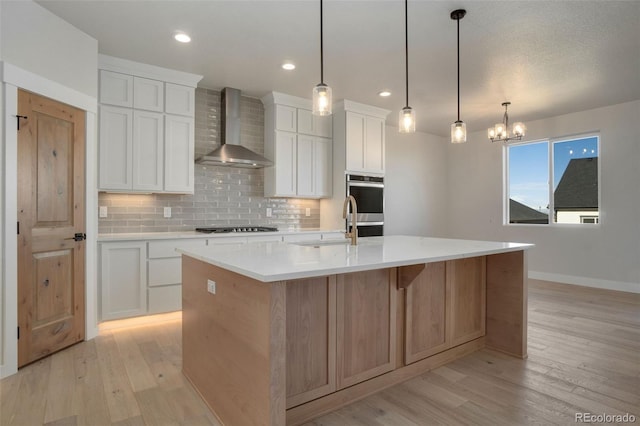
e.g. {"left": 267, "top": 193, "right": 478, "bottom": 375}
{"left": 1, "top": 61, "right": 98, "bottom": 378}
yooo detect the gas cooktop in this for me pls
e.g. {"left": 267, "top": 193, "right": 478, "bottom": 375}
{"left": 195, "top": 226, "right": 279, "bottom": 234}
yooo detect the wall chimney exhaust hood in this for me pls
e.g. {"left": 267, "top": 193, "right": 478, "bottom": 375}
{"left": 196, "top": 87, "right": 273, "bottom": 168}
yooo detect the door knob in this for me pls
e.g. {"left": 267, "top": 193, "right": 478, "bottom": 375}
{"left": 64, "top": 233, "right": 86, "bottom": 242}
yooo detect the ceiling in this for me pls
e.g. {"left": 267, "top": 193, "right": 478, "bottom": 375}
{"left": 37, "top": 0, "right": 640, "bottom": 137}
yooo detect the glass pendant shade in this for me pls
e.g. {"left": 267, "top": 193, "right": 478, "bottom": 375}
{"left": 512, "top": 122, "right": 526, "bottom": 137}
{"left": 494, "top": 122, "right": 507, "bottom": 139}
{"left": 312, "top": 84, "right": 332, "bottom": 116}
{"left": 451, "top": 121, "right": 466, "bottom": 143}
{"left": 488, "top": 127, "right": 496, "bottom": 139}
{"left": 399, "top": 107, "right": 416, "bottom": 133}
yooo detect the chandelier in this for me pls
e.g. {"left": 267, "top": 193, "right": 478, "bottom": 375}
{"left": 488, "top": 102, "right": 526, "bottom": 142}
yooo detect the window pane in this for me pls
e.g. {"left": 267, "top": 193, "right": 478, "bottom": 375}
{"left": 508, "top": 142, "right": 549, "bottom": 224}
{"left": 553, "top": 137, "right": 599, "bottom": 224}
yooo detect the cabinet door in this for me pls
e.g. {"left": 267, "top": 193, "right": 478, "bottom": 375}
{"left": 296, "top": 134, "right": 315, "bottom": 197}
{"left": 132, "top": 110, "right": 164, "bottom": 191}
{"left": 99, "top": 105, "right": 133, "bottom": 190}
{"left": 148, "top": 285, "right": 182, "bottom": 314}
{"left": 365, "top": 116, "right": 385, "bottom": 174}
{"left": 276, "top": 105, "right": 297, "bottom": 132}
{"left": 314, "top": 137, "right": 332, "bottom": 197}
{"left": 403, "top": 262, "right": 449, "bottom": 364}
{"left": 286, "top": 277, "right": 336, "bottom": 408}
{"left": 164, "top": 115, "right": 195, "bottom": 193}
{"left": 165, "top": 83, "right": 195, "bottom": 116}
{"left": 133, "top": 77, "right": 164, "bottom": 112}
{"left": 337, "top": 268, "right": 396, "bottom": 389}
{"left": 447, "top": 257, "right": 486, "bottom": 347}
{"left": 345, "top": 112, "right": 365, "bottom": 172}
{"left": 274, "top": 131, "right": 297, "bottom": 196}
{"left": 297, "top": 108, "right": 315, "bottom": 136}
{"left": 100, "top": 242, "right": 146, "bottom": 320}
{"left": 99, "top": 70, "right": 133, "bottom": 107}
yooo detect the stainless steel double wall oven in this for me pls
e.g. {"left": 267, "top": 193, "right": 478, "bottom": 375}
{"left": 346, "top": 174, "right": 384, "bottom": 237}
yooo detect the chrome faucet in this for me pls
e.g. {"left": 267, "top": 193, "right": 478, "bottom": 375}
{"left": 342, "top": 195, "right": 358, "bottom": 246}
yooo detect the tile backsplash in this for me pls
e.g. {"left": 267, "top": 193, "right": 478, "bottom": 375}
{"left": 98, "top": 88, "right": 320, "bottom": 234}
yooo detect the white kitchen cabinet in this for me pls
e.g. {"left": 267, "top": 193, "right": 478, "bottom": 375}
{"left": 262, "top": 92, "right": 333, "bottom": 199}
{"left": 99, "top": 105, "right": 133, "bottom": 190}
{"left": 345, "top": 112, "right": 385, "bottom": 174}
{"left": 165, "top": 83, "right": 195, "bottom": 116}
{"left": 100, "top": 70, "right": 133, "bottom": 107}
{"left": 133, "top": 77, "right": 164, "bottom": 112}
{"left": 164, "top": 115, "right": 195, "bottom": 193}
{"left": 132, "top": 110, "right": 164, "bottom": 191}
{"left": 100, "top": 242, "right": 147, "bottom": 321}
{"left": 98, "top": 55, "right": 201, "bottom": 194}
{"left": 298, "top": 108, "right": 332, "bottom": 138}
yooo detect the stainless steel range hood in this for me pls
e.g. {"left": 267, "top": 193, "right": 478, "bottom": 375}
{"left": 196, "top": 87, "right": 273, "bottom": 168}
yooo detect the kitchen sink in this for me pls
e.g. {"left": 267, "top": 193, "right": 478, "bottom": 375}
{"left": 291, "top": 239, "right": 350, "bottom": 247}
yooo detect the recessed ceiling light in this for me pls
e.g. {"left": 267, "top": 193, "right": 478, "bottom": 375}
{"left": 378, "top": 90, "right": 392, "bottom": 97}
{"left": 282, "top": 62, "right": 296, "bottom": 71}
{"left": 174, "top": 32, "right": 191, "bottom": 43}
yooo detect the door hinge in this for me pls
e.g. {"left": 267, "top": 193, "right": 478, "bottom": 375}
{"left": 17, "top": 222, "right": 20, "bottom": 235}
{"left": 15, "top": 115, "right": 28, "bottom": 131}
{"left": 17, "top": 327, "right": 20, "bottom": 340}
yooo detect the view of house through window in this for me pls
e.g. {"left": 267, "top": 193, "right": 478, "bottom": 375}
{"left": 507, "top": 135, "right": 599, "bottom": 225}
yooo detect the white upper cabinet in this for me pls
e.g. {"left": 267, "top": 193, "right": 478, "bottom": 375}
{"left": 165, "top": 83, "right": 195, "bottom": 116}
{"left": 133, "top": 77, "right": 164, "bottom": 112}
{"left": 98, "top": 54, "right": 202, "bottom": 193}
{"left": 262, "top": 92, "right": 333, "bottom": 199}
{"left": 100, "top": 70, "right": 133, "bottom": 107}
{"left": 335, "top": 100, "right": 389, "bottom": 176}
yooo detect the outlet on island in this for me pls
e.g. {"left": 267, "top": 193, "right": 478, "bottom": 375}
{"left": 207, "top": 280, "right": 216, "bottom": 294}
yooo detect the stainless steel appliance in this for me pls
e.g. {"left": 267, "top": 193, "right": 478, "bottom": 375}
{"left": 346, "top": 174, "right": 384, "bottom": 237}
{"left": 195, "top": 226, "right": 278, "bottom": 233}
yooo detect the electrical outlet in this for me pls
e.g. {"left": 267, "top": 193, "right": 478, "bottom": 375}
{"left": 164, "top": 207, "right": 171, "bottom": 218}
{"left": 207, "top": 280, "right": 216, "bottom": 294}
{"left": 266, "top": 207, "right": 272, "bottom": 217}
{"left": 305, "top": 207, "right": 311, "bottom": 217}
{"left": 99, "top": 206, "right": 108, "bottom": 218}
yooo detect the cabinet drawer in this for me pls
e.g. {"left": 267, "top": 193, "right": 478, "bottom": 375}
{"left": 208, "top": 236, "right": 248, "bottom": 245}
{"left": 148, "top": 258, "right": 181, "bottom": 287}
{"left": 148, "top": 285, "right": 182, "bottom": 314}
{"left": 148, "top": 239, "right": 206, "bottom": 258}
{"left": 322, "top": 232, "right": 345, "bottom": 240}
{"left": 283, "top": 233, "right": 323, "bottom": 242}
{"left": 246, "top": 235, "right": 283, "bottom": 243}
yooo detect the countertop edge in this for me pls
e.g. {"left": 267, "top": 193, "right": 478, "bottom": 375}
{"left": 97, "top": 229, "right": 344, "bottom": 242}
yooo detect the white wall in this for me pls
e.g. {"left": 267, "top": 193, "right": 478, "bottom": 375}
{"left": 446, "top": 100, "right": 640, "bottom": 292}
{"left": 385, "top": 126, "right": 448, "bottom": 237}
{"left": 1, "top": 0, "right": 98, "bottom": 378}
{"left": 0, "top": 1, "right": 97, "bottom": 98}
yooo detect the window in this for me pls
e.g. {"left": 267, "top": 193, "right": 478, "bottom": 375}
{"left": 506, "top": 135, "right": 599, "bottom": 225}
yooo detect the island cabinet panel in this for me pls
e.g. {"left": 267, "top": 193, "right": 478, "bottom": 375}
{"left": 402, "top": 262, "right": 449, "bottom": 364}
{"left": 447, "top": 257, "right": 487, "bottom": 347}
{"left": 285, "top": 277, "right": 337, "bottom": 408}
{"left": 336, "top": 268, "right": 397, "bottom": 389}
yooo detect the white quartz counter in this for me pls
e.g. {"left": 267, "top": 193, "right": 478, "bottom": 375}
{"left": 177, "top": 235, "right": 533, "bottom": 282}
{"left": 97, "top": 229, "right": 343, "bottom": 242}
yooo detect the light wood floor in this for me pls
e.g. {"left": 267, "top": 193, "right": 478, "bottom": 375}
{"left": 1, "top": 280, "right": 639, "bottom": 425}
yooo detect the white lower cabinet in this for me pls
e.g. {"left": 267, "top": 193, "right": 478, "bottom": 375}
{"left": 100, "top": 241, "right": 147, "bottom": 321}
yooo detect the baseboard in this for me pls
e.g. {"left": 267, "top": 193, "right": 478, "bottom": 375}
{"left": 528, "top": 271, "right": 640, "bottom": 294}
{"left": 0, "top": 363, "right": 18, "bottom": 379}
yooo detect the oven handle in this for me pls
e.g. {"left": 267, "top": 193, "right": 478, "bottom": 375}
{"left": 347, "top": 182, "right": 384, "bottom": 188}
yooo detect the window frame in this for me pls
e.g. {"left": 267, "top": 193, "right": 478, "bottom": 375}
{"left": 504, "top": 132, "right": 601, "bottom": 227}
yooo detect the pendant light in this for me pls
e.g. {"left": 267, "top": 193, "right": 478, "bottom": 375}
{"left": 399, "top": 0, "right": 415, "bottom": 133}
{"left": 312, "top": 0, "right": 332, "bottom": 116}
{"left": 450, "top": 9, "right": 466, "bottom": 143}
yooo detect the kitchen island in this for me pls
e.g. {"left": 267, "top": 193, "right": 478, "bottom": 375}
{"left": 178, "top": 235, "right": 533, "bottom": 426}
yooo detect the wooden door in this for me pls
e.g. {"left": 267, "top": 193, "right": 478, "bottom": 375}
{"left": 402, "top": 262, "right": 449, "bottom": 364}
{"left": 285, "top": 276, "right": 336, "bottom": 408}
{"left": 17, "top": 89, "right": 86, "bottom": 367}
{"left": 447, "top": 257, "right": 486, "bottom": 347}
{"left": 337, "top": 268, "right": 396, "bottom": 389}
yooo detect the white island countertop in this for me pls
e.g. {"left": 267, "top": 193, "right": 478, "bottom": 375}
{"left": 177, "top": 235, "right": 533, "bottom": 282}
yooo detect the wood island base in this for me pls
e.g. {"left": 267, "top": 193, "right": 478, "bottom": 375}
{"left": 182, "top": 250, "right": 527, "bottom": 426}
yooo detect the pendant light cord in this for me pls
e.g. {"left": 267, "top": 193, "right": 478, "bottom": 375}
{"left": 456, "top": 15, "right": 460, "bottom": 121}
{"left": 404, "top": 0, "right": 409, "bottom": 108}
{"left": 320, "top": 0, "right": 324, "bottom": 84}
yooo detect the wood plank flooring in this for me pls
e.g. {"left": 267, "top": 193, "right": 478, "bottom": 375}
{"left": 1, "top": 279, "right": 639, "bottom": 425}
